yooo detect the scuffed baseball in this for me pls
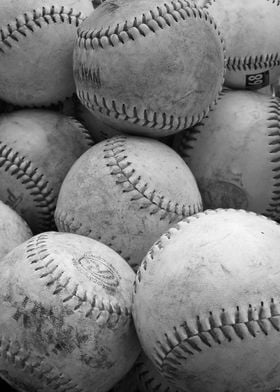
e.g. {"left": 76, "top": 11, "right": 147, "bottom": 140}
{"left": 0, "top": 200, "right": 32, "bottom": 260}
{"left": 73, "top": 0, "right": 225, "bottom": 137}
{"left": 0, "top": 109, "right": 93, "bottom": 233}
{"left": 0, "top": 231, "right": 140, "bottom": 392}
{"left": 173, "top": 90, "right": 280, "bottom": 220}
{"left": 133, "top": 209, "right": 280, "bottom": 391}
{"left": 0, "top": 0, "right": 94, "bottom": 106}
{"left": 203, "top": 0, "right": 280, "bottom": 89}
{"left": 55, "top": 135, "right": 202, "bottom": 270}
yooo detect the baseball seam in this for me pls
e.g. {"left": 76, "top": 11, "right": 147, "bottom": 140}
{"left": 134, "top": 209, "right": 276, "bottom": 289}
{"left": 133, "top": 209, "right": 280, "bottom": 382}
{"left": 75, "top": 0, "right": 225, "bottom": 132}
{"left": 205, "top": 0, "right": 280, "bottom": 73}
{"left": 104, "top": 136, "right": 202, "bottom": 223}
{"left": 0, "top": 141, "right": 56, "bottom": 231}
{"left": 68, "top": 116, "right": 95, "bottom": 148}
{"left": 265, "top": 97, "right": 280, "bottom": 218}
{"left": 135, "top": 359, "right": 177, "bottom": 392}
{"left": 155, "top": 299, "right": 280, "bottom": 382}
{"left": 0, "top": 336, "right": 83, "bottom": 392}
{"left": 0, "top": 6, "right": 85, "bottom": 54}
{"left": 26, "top": 233, "right": 131, "bottom": 326}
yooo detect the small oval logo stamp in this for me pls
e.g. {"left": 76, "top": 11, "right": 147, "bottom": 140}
{"left": 74, "top": 253, "right": 120, "bottom": 293}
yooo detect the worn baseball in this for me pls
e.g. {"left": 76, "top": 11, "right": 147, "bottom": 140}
{"left": 202, "top": 0, "right": 280, "bottom": 90}
{"left": 73, "top": 0, "right": 225, "bottom": 137}
{"left": 0, "top": 0, "right": 94, "bottom": 106}
{"left": 55, "top": 135, "right": 202, "bottom": 270}
{"left": 133, "top": 209, "right": 280, "bottom": 391}
{"left": 0, "top": 109, "right": 93, "bottom": 234}
{"left": 0, "top": 200, "right": 32, "bottom": 260}
{"left": 111, "top": 351, "right": 180, "bottom": 392}
{"left": 173, "top": 90, "right": 280, "bottom": 220}
{"left": 0, "top": 231, "right": 140, "bottom": 392}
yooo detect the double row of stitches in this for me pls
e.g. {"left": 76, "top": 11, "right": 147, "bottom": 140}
{"left": 104, "top": 136, "right": 202, "bottom": 223}
{"left": 0, "top": 141, "right": 56, "bottom": 231}
{"left": 26, "top": 234, "right": 131, "bottom": 326}
{"left": 77, "top": 0, "right": 216, "bottom": 50}
{"left": 75, "top": 0, "right": 224, "bottom": 132}
{"left": 205, "top": 0, "right": 280, "bottom": 72}
{"left": 265, "top": 98, "right": 280, "bottom": 219}
{"left": 0, "top": 337, "right": 83, "bottom": 392}
{"left": 0, "top": 6, "right": 85, "bottom": 53}
{"left": 155, "top": 299, "right": 280, "bottom": 382}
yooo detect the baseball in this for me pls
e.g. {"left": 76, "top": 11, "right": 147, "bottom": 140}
{"left": 133, "top": 209, "right": 280, "bottom": 391}
{"left": 0, "top": 109, "right": 93, "bottom": 234}
{"left": 73, "top": 0, "right": 225, "bottom": 137}
{"left": 173, "top": 89, "right": 280, "bottom": 220}
{"left": 203, "top": 0, "right": 280, "bottom": 90}
{"left": 0, "top": 200, "right": 32, "bottom": 259}
{"left": 55, "top": 135, "right": 202, "bottom": 270}
{"left": 0, "top": 0, "right": 94, "bottom": 106}
{"left": 0, "top": 231, "right": 140, "bottom": 392}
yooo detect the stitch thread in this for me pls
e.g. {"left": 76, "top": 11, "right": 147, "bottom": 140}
{"left": 0, "top": 336, "right": 83, "bottom": 392}
{"left": 154, "top": 299, "right": 280, "bottom": 381}
{"left": 265, "top": 97, "right": 280, "bottom": 219}
{"left": 205, "top": 0, "right": 280, "bottom": 73}
{"left": 0, "top": 6, "right": 85, "bottom": 54}
{"left": 175, "top": 95, "right": 280, "bottom": 220}
{"left": 0, "top": 141, "right": 56, "bottom": 231}
{"left": 26, "top": 234, "right": 131, "bottom": 326}
{"left": 134, "top": 209, "right": 277, "bottom": 291}
{"left": 75, "top": 0, "right": 225, "bottom": 133}
{"left": 104, "top": 136, "right": 202, "bottom": 223}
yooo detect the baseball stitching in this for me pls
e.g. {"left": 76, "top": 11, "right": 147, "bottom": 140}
{"left": 204, "top": 0, "right": 280, "bottom": 73}
{"left": 0, "top": 336, "right": 83, "bottom": 392}
{"left": 75, "top": 0, "right": 225, "bottom": 133}
{"left": 0, "top": 6, "right": 85, "bottom": 54}
{"left": 133, "top": 210, "right": 280, "bottom": 380}
{"left": 265, "top": 98, "right": 280, "bottom": 219}
{"left": 175, "top": 94, "right": 280, "bottom": 220}
{"left": 55, "top": 135, "right": 202, "bottom": 267}
{"left": 155, "top": 298, "right": 280, "bottom": 382}
{"left": 135, "top": 357, "right": 179, "bottom": 392}
{"left": 26, "top": 233, "right": 131, "bottom": 325}
{"left": 0, "top": 141, "right": 56, "bottom": 232}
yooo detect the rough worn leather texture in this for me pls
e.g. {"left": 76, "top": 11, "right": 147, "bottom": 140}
{"left": 173, "top": 90, "right": 280, "bottom": 221}
{"left": 204, "top": 0, "right": 280, "bottom": 89}
{"left": 133, "top": 209, "right": 280, "bottom": 392}
{"left": 0, "top": 109, "right": 93, "bottom": 234}
{"left": 0, "top": 200, "right": 32, "bottom": 260}
{"left": 73, "top": 0, "right": 225, "bottom": 136}
{"left": 0, "top": 231, "right": 140, "bottom": 392}
{"left": 0, "top": 1, "right": 94, "bottom": 106}
{"left": 55, "top": 135, "right": 203, "bottom": 271}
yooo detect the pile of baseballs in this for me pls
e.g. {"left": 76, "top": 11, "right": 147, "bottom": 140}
{"left": 0, "top": 0, "right": 280, "bottom": 391}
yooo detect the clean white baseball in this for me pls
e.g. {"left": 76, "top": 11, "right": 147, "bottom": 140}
{"left": 133, "top": 209, "right": 280, "bottom": 391}
{"left": 0, "top": 200, "right": 32, "bottom": 260}
{"left": 55, "top": 135, "right": 202, "bottom": 270}
{"left": 0, "top": 0, "right": 94, "bottom": 106}
{"left": 0, "top": 109, "right": 93, "bottom": 233}
{"left": 203, "top": 0, "right": 280, "bottom": 89}
{"left": 73, "top": 0, "right": 225, "bottom": 137}
{"left": 173, "top": 89, "right": 280, "bottom": 220}
{"left": 0, "top": 231, "right": 140, "bottom": 392}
